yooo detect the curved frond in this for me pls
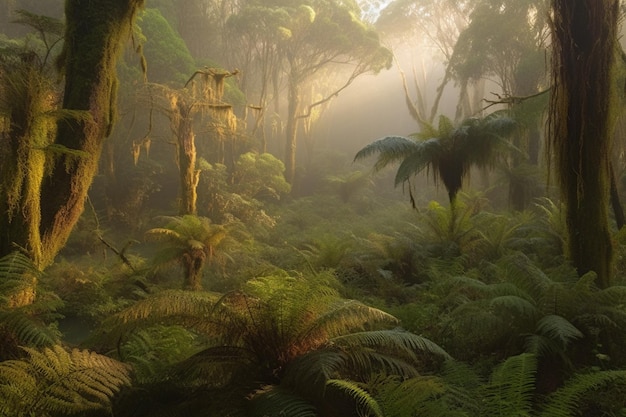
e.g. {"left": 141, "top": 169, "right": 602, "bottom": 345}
{"left": 332, "top": 329, "right": 451, "bottom": 361}
{"left": 480, "top": 353, "right": 537, "bottom": 417}
{"left": 326, "top": 379, "right": 384, "bottom": 417}
{"left": 540, "top": 370, "right": 626, "bottom": 417}
{"left": 394, "top": 138, "right": 443, "bottom": 185}
{"left": 0, "top": 345, "right": 131, "bottom": 416}
{"left": 535, "top": 314, "right": 583, "bottom": 347}
{"left": 353, "top": 136, "right": 420, "bottom": 172}
{"left": 249, "top": 385, "right": 317, "bottom": 417}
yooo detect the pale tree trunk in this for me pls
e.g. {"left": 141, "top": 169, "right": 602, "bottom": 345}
{"left": 175, "top": 101, "right": 199, "bottom": 216}
{"left": 549, "top": 0, "right": 619, "bottom": 288}
{"left": 284, "top": 77, "right": 300, "bottom": 185}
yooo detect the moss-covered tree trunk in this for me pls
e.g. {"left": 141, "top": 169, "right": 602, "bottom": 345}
{"left": 175, "top": 100, "right": 199, "bottom": 216}
{"left": 31, "top": 0, "right": 145, "bottom": 269}
{"left": 549, "top": 0, "right": 619, "bottom": 288}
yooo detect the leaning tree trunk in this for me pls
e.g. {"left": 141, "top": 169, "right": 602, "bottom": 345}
{"left": 549, "top": 0, "right": 619, "bottom": 288}
{"left": 34, "top": 0, "right": 145, "bottom": 269}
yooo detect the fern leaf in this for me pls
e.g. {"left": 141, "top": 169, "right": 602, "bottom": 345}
{"left": 326, "top": 379, "right": 384, "bottom": 417}
{"left": 540, "top": 370, "right": 626, "bottom": 417}
{"left": 480, "top": 353, "right": 537, "bottom": 417}
{"left": 353, "top": 136, "right": 420, "bottom": 172}
{"left": 0, "top": 345, "right": 131, "bottom": 416}
{"left": 535, "top": 314, "right": 583, "bottom": 347}
{"left": 249, "top": 385, "right": 317, "bottom": 417}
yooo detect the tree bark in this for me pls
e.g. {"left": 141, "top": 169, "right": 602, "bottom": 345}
{"left": 549, "top": 0, "right": 619, "bottom": 288}
{"left": 32, "top": 0, "right": 145, "bottom": 269}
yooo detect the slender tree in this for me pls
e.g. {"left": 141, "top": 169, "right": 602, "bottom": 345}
{"left": 548, "top": 0, "right": 619, "bottom": 288}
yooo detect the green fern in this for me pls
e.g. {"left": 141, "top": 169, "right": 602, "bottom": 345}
{"left": 249, "top": 385, "right": 318, "bottom": 417}
{"left": 479, "top": 353, "right": 537, "bottom": 417}
{"left": 539, "top": 370, "right": 626, "bottom": 417}
{"left": 372, "top": 374, "right": 451, "bottom": 417}
{"left": 0, "top": 344, "right": 131, "bottom": 416}
{"left": 326, "top": 379, "right": 384, "bottom": 417}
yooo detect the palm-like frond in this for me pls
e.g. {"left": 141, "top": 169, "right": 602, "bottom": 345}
{"left": 372, "top": 375, "right": 450, "bottom": 417}
{"left": 356, "top": 113, "right": 516, "bottom": 204}
{"left": 394, "top": 138, "right": 442, "bottom": 185}
{"left": 480, "top": 353, "right": 537, "bottom": 417}
{"left": 353, "top": 135, "right": 421, "bottom": 172}
{"left": 0, "top": 345, "right": 131, "bottom": 417}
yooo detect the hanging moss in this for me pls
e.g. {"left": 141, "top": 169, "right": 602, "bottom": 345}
{"left": 33, "top": 0, "right": 146, "bottom": 268}
{"left": 548, "top": 0, "right": 619, "bottom": 288}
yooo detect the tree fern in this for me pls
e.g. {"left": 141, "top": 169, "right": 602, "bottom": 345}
{"left": 0, "top": 344, "right": 131, "bottom": 416}
{"left": 479, "top": 353, "right": 537, "bottom": 417}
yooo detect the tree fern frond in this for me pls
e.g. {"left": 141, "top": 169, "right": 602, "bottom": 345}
{"left": 535, "top": 314, "right": 583, "bottom": 347}
{"left": 373, "top": 375, "right": 448, "bottom": 417}
{"left": 284, "top": 349, "right": 348, "bottom": 397}
{"left": 301, "top": 299, "right": 398, "bottom": 340}
{"left": 342, "top": 347, "right": 421, "bottom": 378}
{"left": 0, "top": 309, "right": 60, "bottom": 347}
{"left": 0, "top": 251, "right": 41, "bottom": 302}
{"left": 332, "top": 329, "right": 451, "bottom": 361}
{"left": 394, "top": 138, "right": 442, "bottom": 185}
{"left": 480, "top": 353, "right": 537, "bottom": 417}
{"left": 249, "top": 385, "right": 317, "bottom": 417}
{"left": 97, "top": 290, "right": 219, "bottom": 346}
{"left": 326, "top": 378, "right": 384, "bottom": 417}
{"left": 353, "top": 136, "right": 420, "bottom": 172}
{"left": 0, "top": 345, "right": 131, "bottom": 416}
{"left": 489, "top": 295, "right": 539, "bottom": 319}
{"left": 539, "top": 370, "right": 626, "bottom": 417}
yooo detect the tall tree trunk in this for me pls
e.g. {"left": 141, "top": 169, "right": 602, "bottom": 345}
{"left": 549, "top": 0, "right": 618, "bottom": 288}
{"left": 175, "top": 101, "right": 199, "bottom": 215}
{"left": 284, "top": 77, "right": 300, "bottom": 185}
{"left": 4, "top": 0, "right": 145, "bottom": 269}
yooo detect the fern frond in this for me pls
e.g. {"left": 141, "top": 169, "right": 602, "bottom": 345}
{"left": 301, "top": 299, "right": 398, "bottom": 341}
{"left": 0, "top": 309, "right": 60, "bottom": 347}
{"left": 0, "top": 345, "right": 131, "bottom": 416}
{"left": 373, "top": 375, "right": 448, "bottom": 417}
{"left": 326, "top": 379, "right": 384, "bottom": 417}
{"left": 282, "top": 349, "right": 346, "bottom": 399}
{"left": 0, "top": 251, "right": 41, "bottom": 302}
{"left": 539, "top": 370, "right": 626, "bottom": 417}
{"left": 480, "top": 353, "right": 537, "bottom": 417}
{"left": 353, "top": 136, "right": 420, "bottom": 172}
{"left": 535, "top": 314, "right": 583, "bottom": 347}
{"left": 333, "top": 329, "right": 451, "bottom": 361}
{"left": 489, "top": 295, "right": 538, "bottom": 319}
{"left": 97, "top": 289, "right": 220, "bottom": 346}
{"left": 249, "top": 385, "right": 317, "bottom": 417}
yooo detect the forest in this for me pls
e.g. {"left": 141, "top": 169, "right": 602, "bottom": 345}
{"left": 1, "top": 0, "right": 626, "bottom": 416}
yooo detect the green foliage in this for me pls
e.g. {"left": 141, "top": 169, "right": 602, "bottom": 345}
{"left": 0, "top": 344, "right": 131, "bottom": 417}
{"left": 355, "top": 113, "right": 517, "bottom": 204}
{"left": 100, "top": 273, "right": 449, "bottom": 416}
{"left": 540, "top": 370, "right": 626, "bottom": 417}
{"left": 0, "top": 252, "right": 61, "bottom": 359}
{"left": 136, "top": 8, "right": 196, "bottom": 85}
{"left": 479, "top": 353, "right": 537, "bottom": 417}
